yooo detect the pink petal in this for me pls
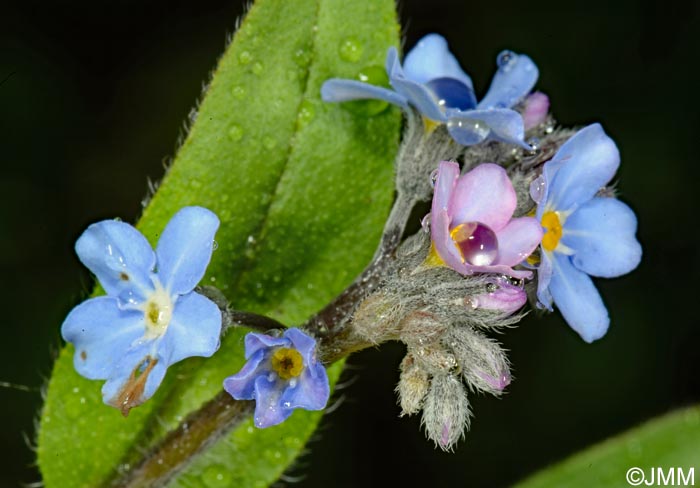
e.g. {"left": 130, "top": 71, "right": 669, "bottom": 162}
{"left": 450, "top": 163, "right": 516, "bottom": 231}
{"left": 494, "top": 217, "right": 543, "bottom": 266}
{"left": 432, "top": 209, "right": 468, "bottom": 273}
{"left": 465, "top": 263, "right": 533, "bottom": 279}
{"left": 471, "top": 277, "right": 526, "bottom": 315}
{"left": 432, "top": 161, "right": 459, "bottom": 214}
{"left": 523, "top": 92, "right": 549, "bottom": 130}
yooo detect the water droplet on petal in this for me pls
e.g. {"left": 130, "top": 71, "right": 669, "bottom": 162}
{"left": 429, "top": 168, "right": 439, "bottom": 187}
{"left": 338, "top": 37, "right": 363, "bottom": 62}
{"left": 450, "top": 222, "right": 499, "bottom": 266}
{"left": 425, "top": 77, "right": 477, "bottom": 111}
{"left": 446, "top": 117, "right": 491, "bottom": 145}
{"left": 529, "top": 175, "right": 546, "bottom": 204}
{"left": 496, "top": 50, "right": 516, "bottom": 70}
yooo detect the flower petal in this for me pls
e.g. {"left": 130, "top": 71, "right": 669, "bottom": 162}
{"left": 432, "top": 161, "right": 459, "bottom": 213}
{"left": 284, "top": 328, "right": 317, "bottom": 361}
{"left": 494, "top": 217, "right": 543, "bottom": 266}
{"left": 473, "top": 277, "right": 526, "bottom": 315}
{"left": 75, "top": 220, "right": 155, "bottom": 302}
{"left": 223, "top": 349, "right": 267, "bottom": 400}
{"left": 101, "top": 344, "right": 168, "bottom": 413}
{"left": 562, "top": 197, "right": 642, "bottom": 278}
{"left": 279, "top": 364, "right": 329, "bottom": 411}
{"left": 390, "top": 75, "right": 446, "bottom": 121}
{"left": 536, "top": 250, "right": 554, "bottom": 310}
{"left": 320, "top": 79, "right": 409, "bottom": 109}
{"left": 546, "top": 124, "right": 620, "bottom": 213}
{"left": 155, "top": 206, "right": 220, "bottom": 296}
{"left": 402, "top": 33, "right": 474, "bottom": 89}
{"left": 450, "top": 163, "right": 516, "bottom": 231}
{"left": 252, "top": 375, "right": 292, "bottom": 428}
{"left": 432, "top": 209, "right": 468, "bottom": 273}
{"left": 549, "top": 252, "right": 609, "bottom": 343}
{"left": 163, "top": 291, "right": 222, "bottom": 365}
{"left": 477, "top": 52, "right": 538, "bottom": 110}
{"left": 244, "top": 332, "right": 289, "bottom": 359}
{"left": 61, "top": 296, "right": 145, "bottom": 380}
{"left": 523, "top": 92, "right": 550, "bottom": 130}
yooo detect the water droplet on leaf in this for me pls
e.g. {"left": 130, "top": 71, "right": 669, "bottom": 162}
{"left": 338, "top": 37, "right": 363, "bottom": 62}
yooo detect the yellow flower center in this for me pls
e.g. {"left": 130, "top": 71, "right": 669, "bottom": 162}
{"left": 271, "top": 348, "right": 304, "bottom": 380}
{"left": 142, "top": 283, "right": 173, "bottom": 339}
{"left": 422, "top": 117, "right": 441, "bottom": 134}
{"left": 541, "top": 211, "right": 563, "bottom": 252}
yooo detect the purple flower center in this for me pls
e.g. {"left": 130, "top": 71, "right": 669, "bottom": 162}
{"left": 425, "top": 77, "right": 477, "bottom": 111}
{"left": 450, "top": 222, "right": 499, "bottom": 266}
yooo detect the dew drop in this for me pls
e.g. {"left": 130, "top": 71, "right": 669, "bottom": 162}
{"left": 446, "top": 118, "right": 490, "bottom": 145}
{"left": 228, "top": 124, "right": 244, "bottom": 141}
{"left": 420, "top": 213, "right": 431, "bottom": 233}
{"left": 231, "top": 85, "right": 246, "bottom": 100}
{"left": 465, "top": 296, "right": 479, "bottom": 309}
{"left": 201, "top": 464, "right": 232, "bottom": 487}
{"left": 425, "top": 77, "right": 477, "bottom": 111}
{"left": 338, "top": 37, "right": 363, "bottom": 62}
{"left": 293, "top": 45, "right": 311, "bottom": 67}
{"left": 450, "top": 222, "right": 499, "bottom": 266}
{"left": 529, "top": 175, "right": 546, "bottom": 204}
{"left": 252, "top": 62, "right": 264, "bottom": 75}
{"left": 527, "top": 137, "right": 541, "bottom": 153}
{"left": 544, "top": 124, "right": 555, "bottom": 134}
{"left": 238, "top": 50, "right": 253, "bottom": 65}
{"left": 297, "top": 99, "right": 315, "bottom": 126}
{"left": 343, "top": 65, "right": 390, "bottom": 116}
{"left": 430, "top": 168, "right": 439, "bottom": 187}
{"left": 496, "top": 50, "right": 516, "bottom": 70}
{"left": 212, "top": 240, "right": 219, "bottom": 251}
{"left": 263, "top": 136, "right": 276, "bottom": 150}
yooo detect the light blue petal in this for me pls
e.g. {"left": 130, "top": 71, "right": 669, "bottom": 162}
{"left": 253, "top": 375, "right": 292, "bottom": 428}
{"left": 446, "top": 108, "right": 528, "bottom": 148}
{"left": 546, "top": 124, "right": 620, "bottom": 213}
{"left": 549, "top": 253, "right": 609, "bottom": 343}
{"left": 562, "top": 197, "right": 642, "bottom": 278}
{"left": 284, "top": 328, "right": 316, "bottom": 361}
{"left": 223, "top": 349, "right": 268, "bottom": 400}
{"left": 163, "top": 291, "right": 222, "bottom": 365}
{"left": 478, "top": 52, "right": 538, "bottom": 110}
{"left": 279, "top": 363, "right": 329, "bottom": 411}
{"left": 75, "top": 220, "right": 155, "bottom": 303}
{"left": 535, "top": 251, "right": 554, "bottom": 311}
{"left": 390, "top": 75, "right": 446, "bottom": 121}
{"left": 402, "top": 34, "right": 473, "bottom": 89}
{"left": 244, "top": 332, "right": 288, "bottom": 359}
{"left": 101, "top": 343, "right": 167, "bottom": 411}
{"left": 320, "top": 79, "right": 408, "bottom": 109}
{"left": 61, "top": 296, "right": 145, "bottom": 380}
{"left": 156, "top": 206, "right": 220, "bottom": 296}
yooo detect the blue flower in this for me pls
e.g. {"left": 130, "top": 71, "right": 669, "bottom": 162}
{"left": 321, "top": 33, "right": 538, "bottom": 148}
{"left": 61, "top": 206, "right": 222, "bottom": 415}
{"left": 223, "top": 328, "right": 330, "bottom": 428}
{"left": 531, "top": 124, "right": 642, "bottom": 342}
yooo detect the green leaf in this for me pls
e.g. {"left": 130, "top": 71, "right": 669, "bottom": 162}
{"left": 37, "top": 0, "right": 400, "bottom": 486}
{"left": 516, "top": 405, "right": 700, "bottom": 488}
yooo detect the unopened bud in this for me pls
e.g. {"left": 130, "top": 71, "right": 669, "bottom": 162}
{"left": 397, "top": 354, "right": 430, "bottom": 416}
{"left": 447, "top": 327, "right": 511, "bottom": 395}
{"left": 421, "top": 374, "right": 470, "bottom": 451}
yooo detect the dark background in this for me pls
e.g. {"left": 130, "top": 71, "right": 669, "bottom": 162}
{"left": 1, "top": 0, "right": 697, "bottom": 486}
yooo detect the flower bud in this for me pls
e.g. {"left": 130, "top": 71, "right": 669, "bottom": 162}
{"left": 421, "top": 374, "right": 470, "bottom": 451}
{"left": 397, "top": 354, "right": 430, "bottom": 416}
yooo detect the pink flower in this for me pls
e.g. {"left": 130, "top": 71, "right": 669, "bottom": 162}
{"left": 523, "top": 92, "right": 549, "bottom": 130}
{"left": 468, "top": 277, "right": 527, "bottom": 315}
{"left": 430, "top": 162, "right": 543, "bottom": 278}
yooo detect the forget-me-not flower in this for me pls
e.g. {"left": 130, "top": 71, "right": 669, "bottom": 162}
{"left": 428, "top": 161, "right": 543, "bottom": 278}
{"left": 321, "top": 34, "right": 539, "bottom": 148}
{"left": 223, "top": 328, "right": 330, "bottom": 428}
{"left": 62, "top": 206, "right": 222, "bottom": 415}
{"left": 531, "top": 124, "right": 642, "bottom": 342}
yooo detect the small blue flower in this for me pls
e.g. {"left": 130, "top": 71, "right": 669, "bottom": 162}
{"left": 321, "top": 33, "right": 538, "bottom": 148}
{"left": 61, "top": 206, "right": 222, "bottom": 415}
{"left": 223, "top": 328, "right": 330, "bottom": 428}
{"left": 531, "top": 124, "right": 642, "bottom": 342}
